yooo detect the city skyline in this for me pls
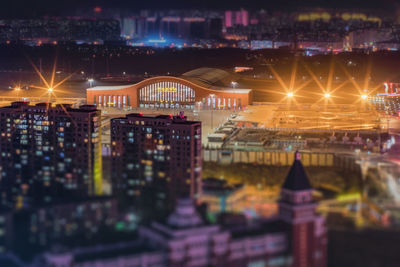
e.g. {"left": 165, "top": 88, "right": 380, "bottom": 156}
{"left": 0, "top": 1, "right": 399, "bottom": 266}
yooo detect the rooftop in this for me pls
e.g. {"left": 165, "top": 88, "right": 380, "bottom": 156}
{"left": 281, "top": 151, "right": 312, "bottom": 191}
{"left": 229, "top": 217, "right": 286, "bottom": 239}
{"left": 0, "top": 102, "right": 98, "bottom": 113}
{"left": 87, "top": 84, "right": 134, "bottom": 91}
{"left": 181, "top": 67, "right": 234, "bottom": 88}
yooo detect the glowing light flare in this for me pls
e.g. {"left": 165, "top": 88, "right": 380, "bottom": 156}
{"left": 50, "top": 54, "right": 58, "bottom": 89}
{"left": 326, "top": 56, "right": 335, "bottom": 92}
{"left": 338, "top": 62, "right": 361, "bottom": 92}
{"left": 287, "top": 92, "right": 294, "bottom": 98}
{"left": 289, "top": 59, "right": 298, "bottom": 91}
{"left": 267, "top": 65, "right": 288, "bottom": 91}
{"left": 324, "top": 93, "right": 331, "bottom": 98}
{"left": 361, "top": 94, "right": 368, "bottom": 100}
{"left": 25, "top": 55, "right": 50, "bottom": 89}
{"left": 363, "top": 59, "right": 372, "bottom": 95}
{"left": 303, "top": 63, "right": 325, "bottom": 91}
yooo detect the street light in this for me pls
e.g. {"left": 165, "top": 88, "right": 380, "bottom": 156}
{"left": 287, "top": 92, "right": 294, "bottom": 98}
{"left": 48, "top": 87, "right": 53, "bottom": 93}
{"left": 361, "top": 94, "right": 368, "bottom": 100}
{"left": 324, "top": 93, "right": 331, "bottom": 99}
{"left": 209, "top": 94, "right": 215, "bottom": 129}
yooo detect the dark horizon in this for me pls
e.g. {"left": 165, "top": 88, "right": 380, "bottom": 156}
{"left": 2, "top": 0, "right": 399, "bottom": 18}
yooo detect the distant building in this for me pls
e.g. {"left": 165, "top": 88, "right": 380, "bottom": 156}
{"left": 348, "top": 28, "right": 393, "bottom": 50}
{"left": 86, "top": 68, "right": 253, "bottom": 110}
{"left": 110, "top": 112, "right": 202, "bottom": 211}
{"left": 121, "top": 17, "right": 146, "bottom": 39}
{"left": 0, "top": 102, "right": 102, "bottom": 207}
{"left": 44, "top": 151, "right": 327, "bottom": 267}
{"left": 225, "top": 10, "right": 249, "bottom": 28}
{"left": 0, "top": 19, "right": 121, "bottom": 43}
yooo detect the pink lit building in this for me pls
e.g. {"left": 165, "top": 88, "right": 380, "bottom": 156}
{"left": 225, "top": 10, "right": 249, "bottom": 28}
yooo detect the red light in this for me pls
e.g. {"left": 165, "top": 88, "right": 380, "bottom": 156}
{"left": 139, "top": 112, "right": 143, "bottom": 116}
{"left": 169, "top": 114, "right": 173, "bottom": 118}
{"left": 94, "top": 6, "right": 102, "bottom": 13}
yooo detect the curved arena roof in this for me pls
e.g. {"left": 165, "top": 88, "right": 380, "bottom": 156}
{"left": 181, "top": 68, "right": 237, "bottom": 89}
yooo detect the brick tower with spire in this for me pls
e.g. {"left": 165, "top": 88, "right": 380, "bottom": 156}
{"left": 279, "top": 151, "right": 327, "bottom": 267}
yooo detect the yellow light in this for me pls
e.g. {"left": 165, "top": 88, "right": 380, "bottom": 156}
{"left": 361, "top": 94, "right": 368, "bottom": 100}
{"left": 15, "top": 87, "right": 20, "bottom": 91}
{"left": 324, "top": 93, "right": 331, "bottom": 98}
{"left": 48, "top": 87, "right": 53, "bottom": 92}
{"left": 287, "top": 92, "right": 294, "bottom": 98}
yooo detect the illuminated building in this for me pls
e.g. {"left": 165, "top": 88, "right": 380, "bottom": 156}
{"left": 225, "top": 10, "right": 233, "bottom": 28}
{"left": 110, "top": 112, "right": 202, "bottom": 212}
{"left": 44, "top": 152, "right": 327, "bottom": 267}
{"left": 86, "top": 68, "right": 252, "bottom": 110}
{"left": 225, "top": 10, "right": 249, "bottom": 28}
{"left": 278, "top": 151, "right": 327, "bottom": 267}
{"left": 121, "top": 16, "right": 146, "bottom": 39}
{"left": 369, "top": 82, "right": 400, "bottom": 116}
{"left": 348, "top": 28, "right": 392, "bottom": 50}
{"left": 0, "top": 102, "right": 102, "bottom": 207}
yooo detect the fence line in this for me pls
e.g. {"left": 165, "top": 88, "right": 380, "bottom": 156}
{"left": 203, "top": 149, "right": 359, "bottom": 171}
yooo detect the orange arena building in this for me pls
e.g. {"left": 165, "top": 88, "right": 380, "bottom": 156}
{"left": 86, "top": 68, "right": 252, "bottom": 110}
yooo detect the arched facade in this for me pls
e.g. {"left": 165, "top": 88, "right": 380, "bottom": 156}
{"left": 86, "top": 76, "right": 252, "bottom": 110}
{"left": 139, "top": 81, "right": 196, "bottom": 109}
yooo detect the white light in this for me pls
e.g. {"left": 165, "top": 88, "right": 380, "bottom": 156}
{"left": 324, "top": 93, "right": 331, "bottom": 98}
{"left": 287, "top": 92, "right": 294, "bottom": 98}
{"left": 48, "top": 88, "right": 53, "bottom": 92}
{"left": 88, "top": 78, "right": 94, "bottom": 82}
{"left": 361, "top": 94, "right": 368, "bottom": 100}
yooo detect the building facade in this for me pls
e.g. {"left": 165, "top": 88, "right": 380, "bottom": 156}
{"left": 86, "top": 68, "right": 252, "bottom": 110}
{"left": 369, "top": 82, "right": 400, "bottom": 116}
{"left": 0, "top": 102, "right": 102, "bottom": 207}
{"left": 278, "top": 152, "right": 327, "bottom": 267}
{"left": 111, "top": 112, "right": 202, "bottom": 210}
{"left": 11, "top": 197, "right": 118, "bottom": 252}
{"left": 44, "top": 152, "right": 327, "bottom": 267}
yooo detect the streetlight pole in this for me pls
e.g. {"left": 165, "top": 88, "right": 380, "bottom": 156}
{"left": 211, "top": 107, "right": 213, "bottom": 129}
{"left": 210, "top": 94, "right": 215, "bottom": 130}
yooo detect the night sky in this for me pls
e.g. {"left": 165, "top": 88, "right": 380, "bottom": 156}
{"left": 2, "top": 0, "right": 399, "bottom": 18}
